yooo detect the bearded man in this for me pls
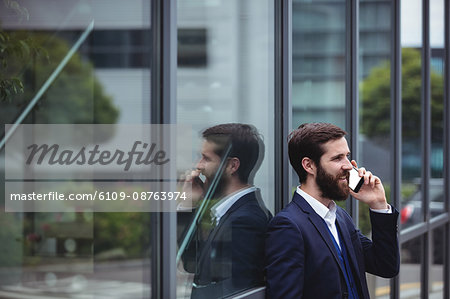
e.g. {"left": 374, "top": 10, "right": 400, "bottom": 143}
{"left": 180, "top": 123, "right": 271, "bottom": 299}
{"left": 265, "top": 123, "right": 399, "bottom": 299}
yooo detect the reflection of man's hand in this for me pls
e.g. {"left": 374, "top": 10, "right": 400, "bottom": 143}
{"left": 182, "top": 169, "right": 205, "bottom": 207}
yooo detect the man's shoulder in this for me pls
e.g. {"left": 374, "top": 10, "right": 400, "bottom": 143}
{"left": 335, "top": 204, "right": 352, "bottom": 219}
{"left": 277, "top": 192, "right": 308, "bottom": 215}
{"left": 269, "top": 198, "right": 308, "bottom": 227}
{"left": 226, "top": 191, "right": 271, "bottom": 222}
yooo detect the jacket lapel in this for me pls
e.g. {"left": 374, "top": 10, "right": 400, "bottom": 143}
{"left": 292, "top": 193, "right": 347, "bottom": 278}
{"left": 336, "top": 212, "right": 362, "bottom": 281}
{"left": 196, "top": 192, "right": 256, "bottom": 273}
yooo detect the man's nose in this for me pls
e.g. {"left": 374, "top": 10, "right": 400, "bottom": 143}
{"left": 343, "top": 158, "right": 353, "bottom": 170}
{"left": 195, "top": 159, "right": 204, "bottom": 170}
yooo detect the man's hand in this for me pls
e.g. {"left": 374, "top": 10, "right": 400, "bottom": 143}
{"left": 349, "top": 160, "right": 388, "bottom": 210}
{"left": 181, "top": 169, "right": 205, "bottom": 207}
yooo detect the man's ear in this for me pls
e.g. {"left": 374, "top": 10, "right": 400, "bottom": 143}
{"left": 301, "top": 157, "right": 316, "bottom": 176}
{"left": 227, "top": 157, "right": 240, "bottom": 175}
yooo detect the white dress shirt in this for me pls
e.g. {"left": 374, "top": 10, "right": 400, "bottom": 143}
{"left": 210, "top": 186, "right": 257, "bottom": 226}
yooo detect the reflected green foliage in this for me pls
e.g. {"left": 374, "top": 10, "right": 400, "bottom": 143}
{"left": 0, "top": 212, "right": 23, "bottom": 266}
{"left": 94, "top": 213, "right": 151, "bottom": 259}
{"left": 2, "top": 2, "right": 118, "bottom": 124}
{"left": 1, "top": 31, "right": 119, "bottom": 124}
{"left": 1, "top": 1, "right": 32, "bottom": 101}
{"left": 360, "top": 48, "right": 444, "bottom": 142}
{"left": 0, "top": 30, "right": 40, "bottom": 102}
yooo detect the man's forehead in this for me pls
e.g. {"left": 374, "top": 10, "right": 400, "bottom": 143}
{"left": 321, "top": 137, "right": 350, "bottom": 156}
{"left": 201, "top": 140, "right": 220, "bottom": 155}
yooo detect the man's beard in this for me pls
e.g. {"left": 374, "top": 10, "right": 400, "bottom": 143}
{"left": 207, "top": 173, "right": 228, "bottom": 199}
{"left": 316, "top": 163, "right": 350, "bottom": 201}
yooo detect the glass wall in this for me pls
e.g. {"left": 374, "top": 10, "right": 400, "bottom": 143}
{"left": 400, "top": 237, "right": 423, "bottom": 298}
{"left": 291, "top": 0, "right": 346, "bottom": 190}
{"left": 292, "top": 0, "right": 449, "bottom": 299}
{"left": 430, "top": 1, "right": 446, "bottom": 297}
{"left": 1, "top": 1, "right": 153, "bottom": 298}
{"left": 359, "top": 1, "right": 392, "bottom": 296}
{"left": 175, "top": 0, "right": 275, "bottom": 298}
{"left": 399, "top": 0, "right": 424, "bottom": 296}
{"left": 292, "top": 0, "right": 346, "bottom": 129}
{"left": 430, "top": 0, "right": 445, "bottom": 215}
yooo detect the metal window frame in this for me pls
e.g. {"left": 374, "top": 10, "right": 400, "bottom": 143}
{"left": 421, "top": 0, "right": 431, "bottom": 297}
{"left": 444, "top": 0, "right": 450, "bottom": 297}
{"left": 345, "top": 0, "right": 359, "bottom": 226}
{"left": 390, "top": 0, "right": 402, "bottom": 297}
{"left": 151, "top": 0, "right": 177, "bottom": 298}
{"left": 275, "top": 0, "right": 292, "bottom": 212}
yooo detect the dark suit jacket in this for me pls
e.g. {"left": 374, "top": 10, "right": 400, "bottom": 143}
{"left": 265, "top": 192, "right": 399, "bottom": 299}
{"left": 190, "top": 190, "right": 272, "bottom": 299}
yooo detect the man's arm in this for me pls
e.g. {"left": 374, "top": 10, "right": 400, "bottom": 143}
{"left": 341, "top": 205, "right": 399, "bottom": 278}
{"left": 361, "top": 209, "right": 400, "bottom": 278}
{"left": 265, "top": 215, "right": 305, "bottom": 299}
{"left": 349, "top": 161, "right": 400, "bottom": 278}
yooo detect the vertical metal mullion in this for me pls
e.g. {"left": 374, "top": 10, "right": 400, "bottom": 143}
{"left": 151, "top": 1, "right": 177, "bottom": 124}
{"left": 421, "top": 0, "right": 431, "bottom": 298}
{"left": 444, "top": 222, "right": 450, "bottom": 299}
{"left": 390, "top": 0, "right": 401, "bottom": 298}
{"left": 345, "top": 0, "right": 359, "bottom": 225}
{"left": 443, "top": 0, "right": 450, "bottom": 297}
{"left": 151, "top": 0, "right": 177, "bottom": 298}
{"left": 274, "top": 0, "right": 292, "bottom": 212}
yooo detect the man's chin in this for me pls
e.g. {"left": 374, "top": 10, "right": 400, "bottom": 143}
{"left": 334, "top": 193, "right": 349, "bottom": 201}
{"left": 335, "top": 184, "right": 350, "bottom": 201}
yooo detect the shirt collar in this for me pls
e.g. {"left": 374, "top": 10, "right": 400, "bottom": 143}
{"left": 211, "top": 186, "right": 257, "bottom": 224}
{"left": 296, "top": 186, "right": 337, "bottom": 222}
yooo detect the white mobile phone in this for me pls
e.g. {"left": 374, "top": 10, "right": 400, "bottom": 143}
{"left": 349, "top": 167, "right": 364, "bottom": 192}
{"left": 198, "top": 173, "right": 206, "bottom": 183}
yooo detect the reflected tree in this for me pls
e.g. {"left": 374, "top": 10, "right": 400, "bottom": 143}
{"left": 360, "top": 48, "right": 444, "bottom": 143}
{"left": 1, "top": 30, "right": 119, "bottom": 124}
{"left": 1, "top": 0, "right": 119, "bottom": 125}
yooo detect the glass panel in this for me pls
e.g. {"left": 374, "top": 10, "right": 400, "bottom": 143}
{"left": 400, "top": 236, "right": 423, "bottom": 298}
{"left": 400, "top": 0, "right": 423, "bottom": 230}
{"left": 430, "top": 227, "right": 445, "bottom": 298}
{"left": 358, "top": 0, "right": 392, "bottom": 237}
{"left": 291, "top": 0, "right": 346, "bottom": 185}
{"left": 358, "top": 2, "right": 393, "bottom": 297}
{"left": 355, "top": 0, "right": 392, "bottom": 298}
{"left": 430, "top": 0, "right": 445, "bottom": 216}
{"left": 0, "top": 1, "right": 152, "bottom": 298}
{"left": 176, "top": 0, "right": 275, "bottom": 297}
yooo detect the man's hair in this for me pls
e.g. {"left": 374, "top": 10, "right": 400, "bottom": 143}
{"left": 288, "top": 122, "right": 347, "bottom": 183}
{"left": 202, "top": 123, "right": 263, "bottom": 183}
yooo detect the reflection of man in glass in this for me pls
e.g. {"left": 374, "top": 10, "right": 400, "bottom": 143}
{"left": 180, "top": 123, "right": 271, "bottom": 299}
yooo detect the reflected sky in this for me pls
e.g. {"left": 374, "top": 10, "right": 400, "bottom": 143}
{"left": 401, "top": 0, "right": 444, "bottom": 47}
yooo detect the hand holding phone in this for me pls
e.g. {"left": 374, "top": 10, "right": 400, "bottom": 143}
{"left": 198, "top": 173, "right": 206, "bottom": 184}
{"left": 348, "top": 167, "right": 364, "bottom": 193}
